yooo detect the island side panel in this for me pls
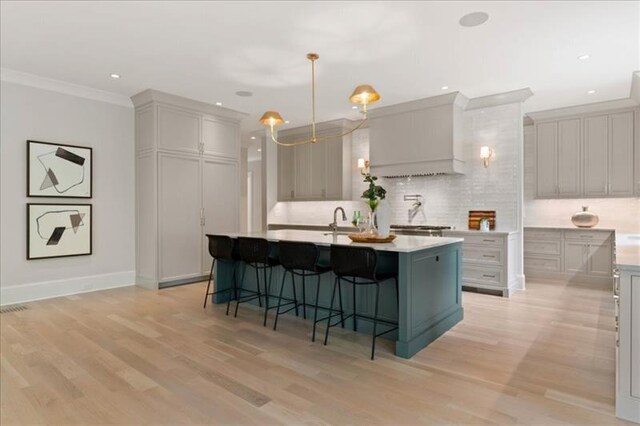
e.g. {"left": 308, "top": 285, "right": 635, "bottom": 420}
{"left": 395, "top": 242, "right": 463, "bottom": 358}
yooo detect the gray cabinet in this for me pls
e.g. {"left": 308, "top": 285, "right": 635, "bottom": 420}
{"left": 616, "top": 267, "right": 640, "bottom": 423}
{"left": 277, "top": 119, "right": 352, "bottom": 201}
{"left": 524, "top": 228, "right": 614, "bottom": 283}
{"left": 534, "top": 109, "right": 636, "bottom": 199}
{"left": 132, "top": 89, "right": 245, "bottom": 289}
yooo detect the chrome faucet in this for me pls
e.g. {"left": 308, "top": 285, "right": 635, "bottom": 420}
{"left": 404, "top": 194, "right": 423, "bottom": 224}
{"left": 329, "top": 207, "right": 347, "bottom": 232}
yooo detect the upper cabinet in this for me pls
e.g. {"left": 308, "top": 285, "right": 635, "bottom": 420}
{"left": 534, "top": 108, "right": 637, "bottom": 199}
{"left": 277, "top": 120, "right": 352, "bottom": 202}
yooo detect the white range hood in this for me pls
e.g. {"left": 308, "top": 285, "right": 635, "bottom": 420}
{"left": 368, "top": 92, "right": 468, "bottom": 177}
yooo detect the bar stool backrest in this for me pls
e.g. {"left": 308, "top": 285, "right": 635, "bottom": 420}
{"left": 330, "top": 245, "right": 378, "bottom": 280}
{"left": 207, "top": 235, "right": 235, "bottom": 261}
{"left": 279, "top": 241, "right": 320, "bottom": 272}
{"left": 238, "top": 237, "right": 270, "bottom": 265}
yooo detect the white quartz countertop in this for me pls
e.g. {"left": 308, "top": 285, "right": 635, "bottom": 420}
{"left": 615, "top": 233, "right": 640, "bottom": 269}
{"left": 525, "top": 226, "right": 616, "bottom": 232}
{"left": 442, "top": 229, "right": 517, "bottom": 235}
{"left": 218, "top": 230, "right": 463, "bottom": 253}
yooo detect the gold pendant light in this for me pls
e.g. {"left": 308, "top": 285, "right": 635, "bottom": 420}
{"left": 260, "top": 53, "right": 381, "bottom": 147}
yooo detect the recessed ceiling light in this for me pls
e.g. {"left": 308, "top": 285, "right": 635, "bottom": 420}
{"left": 235, "top": 90, "right": 253, "bottom": 97}
{"left": 257, "top": 149, "right": 262, "bottom": 152}
{"left": 215, "top": 102, "right": 222, "bottom": 106}
{"left": 251, "top": 136, "right": 256, "bottom": 140}
{"left": 285, "top": 120, "right": 290, "bottom": 124}
{"left": 459, "top": 12, "right": 489, "bottom": 27}
{"left": 110, "top": 73, "right": 120, "bottom": 79}
{"left": 587, "top": 89, "right": 596, "bottom": 94}
{"left": 578, "top": 54, "right": 590, "bottom": 60}
{"left": 441, "top": 86, "right": 449, "bottom": 90}
{"left": 352, "top": 106, "right": 358, "bottom": 110}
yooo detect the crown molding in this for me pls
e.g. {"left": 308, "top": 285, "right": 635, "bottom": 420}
{"left": 630, "top": 70, "right": 640, "bottom": 104}
{"left": 0, "top": 68, "right": 133, "bottom": 108}
{"left": 465, "top": 88, "right": 534, "bottom": 110}
{"left": 369, "top": 92, "right": 469, "bottom": 119}
{"left": 526, "top": 97, "right": 639, "bottom": 122}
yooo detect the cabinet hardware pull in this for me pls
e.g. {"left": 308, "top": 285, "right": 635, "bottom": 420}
{"left": 482, "top": 274, "right": 495, "bottom": 278}
{"left": 482, "top": 254, "right": 494, "bottom": 258}
{"left": 436, "top": 256, "right": 439, "bottom": 262}
{"left": 482, "top": 239, "right": 495, "bottom": 242}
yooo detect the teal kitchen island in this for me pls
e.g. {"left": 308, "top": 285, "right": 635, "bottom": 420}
{"left": 210, "top": 230, "right": 463, "bottom": 358}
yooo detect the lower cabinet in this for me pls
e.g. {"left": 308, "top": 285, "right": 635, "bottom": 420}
{"left": 524, "top": 227, "right": 614, "bottom": 282}
{"left": 441, "top": 231, "right": 520, "bottom": 297}
{"left": 616, "top": 267, "right": 640, "bottom": 423}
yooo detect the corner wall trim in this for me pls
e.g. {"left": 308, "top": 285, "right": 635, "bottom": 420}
{"left": 0, "top": 271, "right": 136, "bottom": 306}
{"left": 0, "top": 68, "right": 133, "bottom": 108}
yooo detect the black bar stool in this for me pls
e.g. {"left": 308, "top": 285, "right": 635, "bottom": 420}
{"left": 236, "top": 237, "right": 280, "bottom": 326}
{"left": 273, "top": 241, "right": 332, "bottom": 337}
{"left": 203, "top": 235, "right": 241, "bottom": 314}
{"left": 324, "top": 245, "right": 399, "bottom": 360}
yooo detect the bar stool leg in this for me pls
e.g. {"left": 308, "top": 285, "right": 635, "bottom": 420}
{"left": 301, "top": 273, "right": 307, "bottom": 319}
{"left": 262, "top": 267, "right": 270, "bottom": 327}
{"left": 255, "top": 267, "right": 263, "bottom": 308}
{"left": 226, "top": 263, "right": 237, "bottom": 316}
{"left": 273, "top": 270, "right": 288, "bottom": 331}
{"left": 352, "top": 283, "right": 358, "bottom": 332}
{"left": 291, "top": 271, "right": 299, "bottom": 317}
{"left": 337, "top": 278, "right": 345, "bottom": 328}
{"left": 371, "top": 282, "right": 381, "bottom": 360}
{"left": 323, "top": 277, "right": 339, "bottom": 346}
{"left": 203, "top": 258, "right": 215, "bottom": 309}
{"left": 312, "top": 274, "right": 322, "bottom": 342}
{"left": 234, "top": 263, "right": 248, "bottom": 318}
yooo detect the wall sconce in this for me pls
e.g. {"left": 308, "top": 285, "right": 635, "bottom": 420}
{"left": 480, "top": 146, "right": 495, "bottom": 168}
{"left": 357, "top": 158, "right": 370, "bottom": 175}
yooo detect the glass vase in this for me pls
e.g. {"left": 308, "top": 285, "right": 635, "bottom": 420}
{"left": 365, "top": 211, "right": 378, "bottom": 236}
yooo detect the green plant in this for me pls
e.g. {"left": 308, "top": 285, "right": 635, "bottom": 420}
{"left": 361, "top": 174, "right": 386, "bottom": 212}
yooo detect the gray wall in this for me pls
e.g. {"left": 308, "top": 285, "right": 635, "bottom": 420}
{"left": 0, "top": 81, "right": 135, "bottom": 304}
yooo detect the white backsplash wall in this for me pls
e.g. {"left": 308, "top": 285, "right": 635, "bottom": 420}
{"left": 523, "top": 125, "right": 640, "bottom": 233}
{"left": 271, "top": 103, "right": 524, "bottom": 231}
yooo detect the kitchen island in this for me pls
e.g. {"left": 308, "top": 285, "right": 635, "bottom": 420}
{"left": 210, "top": 230, "right": 463, "bottom": 358}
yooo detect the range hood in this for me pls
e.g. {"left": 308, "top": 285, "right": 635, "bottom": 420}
{"left": 368, "top": 92, "right": 468, "bottom": 177}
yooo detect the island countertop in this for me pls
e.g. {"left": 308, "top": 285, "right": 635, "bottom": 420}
{"left": 218, "top": 230, "right": 463, "bottom": 253}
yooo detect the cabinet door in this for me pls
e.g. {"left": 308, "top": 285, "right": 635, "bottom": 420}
{"left": 202, "top": 159, "right": 239, "bottom": 275}
{"left": 564, "top": 241, "right": 587, "bottom": 274}
{"left": 609, "top": 112, "right": 634, "bottom": 196}
{"left": 278, "top": 145, "right": 295, "bottom": 201}
{"left": 557, "top": 119, "right": 581, "bottom": 196}
{"left": 309, "top": 141, "right": 327, "bottom": 199}
{"left": 158, "top": 153, "right": 202, "bottom": 282}
{"left": 325, "top": 136, "right": 344, "bottom": 200}
{"left": 632, "top": 275, "right": 640, "bottom": 398}
{"left": 202, "top": 117, "right": 239, "bottom": 158}
{"left": 294, "top": 144, "right": 311, "bottom": 199}
{"left": 583, "top": 115, "right": 608, "bottom": 196}
{"left": 587, "top": 243, "right": 612, "bottom": 277}
{"left": 157, "top": 106, "right": 200, "bottom": 154}
{"left": 536, "top": 122, "right": 558, "bottom": 197}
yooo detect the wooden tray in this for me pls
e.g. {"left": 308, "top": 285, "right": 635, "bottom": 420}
{"left": 348, "top": 233, "right": 396, "bottom": 243}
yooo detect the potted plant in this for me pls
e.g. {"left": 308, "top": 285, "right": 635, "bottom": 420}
{"left": 361, "top": 174, "right": 386, "bottom": 235}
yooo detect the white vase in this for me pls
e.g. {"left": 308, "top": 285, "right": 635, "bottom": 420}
{"left": 376, "top": 200, "right": 391, "bottom": 237}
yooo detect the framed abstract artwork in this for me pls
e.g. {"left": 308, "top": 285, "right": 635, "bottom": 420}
{"left": 27, "top": 140, "right": 92, "bottom": 198}
{"left": 27, "top": 203, "right": 92, "bottom": 260}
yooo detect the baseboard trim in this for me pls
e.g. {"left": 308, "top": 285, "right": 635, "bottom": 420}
{"left": 0, "top": 271, "right": 135, "bottom": 306}
{"left": 524, "top": 270, "right": 613, "bottom": 285}
{"left": 159, "top": 275, "right": 207, "bottom": 289}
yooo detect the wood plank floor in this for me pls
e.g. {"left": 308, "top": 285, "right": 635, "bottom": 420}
{"left": 0, "top": 278, "right": 631, "bottom": 425}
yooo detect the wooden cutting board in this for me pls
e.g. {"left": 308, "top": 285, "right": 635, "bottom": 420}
{"left": 468, "top": 210, "right": 496, "bottom": 230}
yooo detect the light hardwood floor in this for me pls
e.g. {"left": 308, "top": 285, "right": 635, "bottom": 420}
{"left": 0, "top": 278, "right": 630, "bottom": 425}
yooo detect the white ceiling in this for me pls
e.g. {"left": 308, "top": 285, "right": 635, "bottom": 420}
{"left": 2, "top": 1, "right": 639, "bottom": 147}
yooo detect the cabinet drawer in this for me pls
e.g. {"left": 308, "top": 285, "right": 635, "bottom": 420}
{"left": 564, "top": 230, "right": 612, "bottom": 243}
{"left": 459, "top": 234, "right": 505, "bottom": 247}
{"left": 524, "top": 229, "right": 561, "bottom": 241}
{"left": 462, "top": 245, "right": 504, "bottom": 265}
{"left": 524, "top": 240, "right": 561, "bottom": 256}
{"left": 524, "top": 256, "right": 561, "bottom": 272}
{"left": 462, "top": 265, "right": 504, "bottom": 287}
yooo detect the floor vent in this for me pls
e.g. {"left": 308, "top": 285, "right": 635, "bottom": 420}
{"left": 0, "top": 305, "right": 28, "bottom": 314}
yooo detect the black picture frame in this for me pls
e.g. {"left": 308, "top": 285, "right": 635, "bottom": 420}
{"left": 27, "top": 203, "right": 93, "bottom": 260}
{"left": 27, "top": 140, "right": 93, "bottom": 198}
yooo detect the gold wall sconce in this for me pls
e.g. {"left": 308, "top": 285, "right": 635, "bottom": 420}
{"left": 357, "top": 158, "right": 370, "bottom": 175}
{"left": 480, "top": 146, "right": 495, "bottom": 168}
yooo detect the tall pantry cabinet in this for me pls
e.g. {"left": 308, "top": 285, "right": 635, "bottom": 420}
{"left": 132, "top": 90, "right": 246, "bottom": 289}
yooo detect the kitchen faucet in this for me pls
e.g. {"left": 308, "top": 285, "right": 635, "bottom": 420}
{"left": 404, "top": 194, "right": 423, "bottom": 224}
{"left": 329, "top": 206, "right": 347, "bottom": 232}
